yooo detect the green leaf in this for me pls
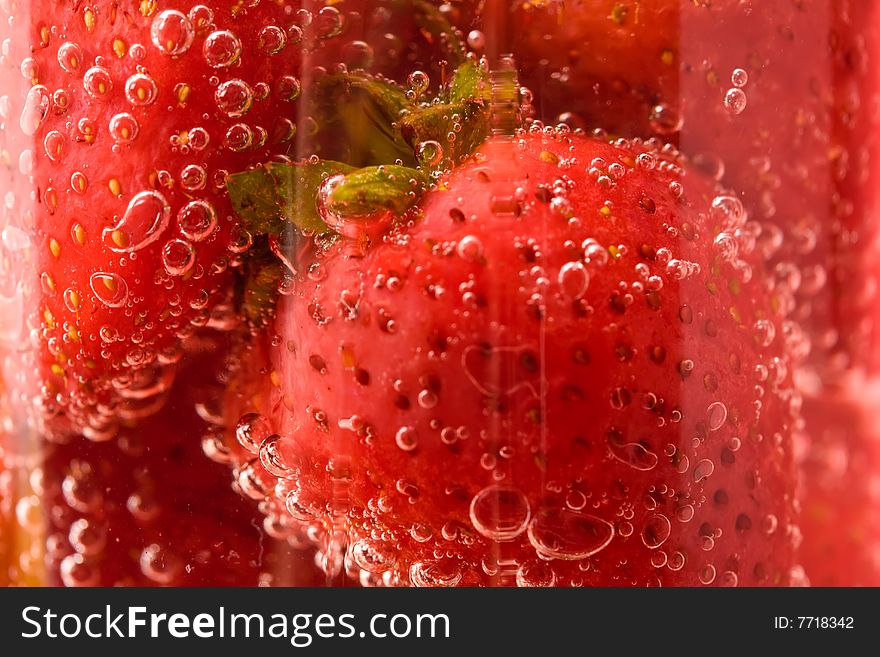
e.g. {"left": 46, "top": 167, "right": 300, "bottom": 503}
{"left": 325, "top": 165, "right": 430, "bottom": 218}
{"left": 227, "top": 161, "right": 355, "bottom": 236}
{"left": 237, "top": 237, "right": 283, "bottom": 329}
{"left": 313, "top": 73, "right": 416, "bottom": 167}
{"left": 409, "top": 0, "right": 467, "bottom": 66}
{"left": 268, "top": 161, "right": 355, "bottom": 234}
{"left": 449, "top": 60, "right": 490, "bottom": 103}
{"left": 400, "top": 100, "right": 490, "bottom": 172}
{"left": 226, "top": 166, "right": 284, "bottom": 235}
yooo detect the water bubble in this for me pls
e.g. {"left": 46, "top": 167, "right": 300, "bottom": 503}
{"left": 609, "top": 441, "right": 658, "bottom": 471}
{"left": 188, "top": 126, "right": 210, "bottom": 150}
{"left": 236, "top": 413, "right": 271, "bottom": 453}
{"left": 417, "top": 139, "right": 443, "bottom": 166}
{"left": 516, "top": 561, "right": 556, "bottom": 587}
{"left": 258, "top": 25, "right": 287, "bottom": 54}
{"left": 224, "top": 122, "right": 253, "bottom": 151}
{"left": 395, "top": 426, "right": 418, "bottom": 452}
{"left": 69, "top": 518, "right": 107, "bottom": 556}
{"left": 203, "top": 30, "right": 241, "bottom": 68}
{"left": 731, "top": 68, "right": 748, "bottom": 87}
{"left": 140, "top": 544, "right": 183, "bottom": 584}
{"left": 103, "top": 190, "right": 171, "bottom": 252}
{"left": 188, "top": 4, "right": 214, "bottom": 30}
{"left": 649, "top": 103, "right": 683, "bottom": 134}
{"left": 60, "top": 554, "right": 98, "bottom": 587}
{"left": 352, "top": 539, "right": 397, "bottom": 574}
{"left": 407, "top": 70, "right": 430, "bottom": 97}
{"left": 109, "top": 113, "right": 139, "bottom": 143}
{"left": 719, "top": 570, "right": 738, "bottom": 587}
{"left": 259, "top": 434, "right": 293, "bottom": 478}
{"left": 277, "top": 75, "right": 301, "bottom": 101}
{"left": 693, "top": 459, "right": 715, "bottom": 482}
{"left": 466, "top": 30, "right": 485, "bottom": 51}
{"left": 456, "top": 235, "right": 483, "bottom": 262}
{"left": 89, "top": 272, "right": 129, "bottom": 308}
{"left": 177, "top": 200, "right": 217, "bottom": 242}
{"left": 215, "top": 79, "right": 253, "bottom": 117}
{"left": 57, "top": 42, "right": 83, "bottom": 73}
{"left": 161, "top": 239, "right": 195, "bottom": 276}
{"left": 125, "top": 73, "right": 158, "bottom": 106}
{"left": 180, "top": 164, "right": 207, "bottom": 191}
{"left": 151, "top": 10, "right": 195, "bottom": 56}
{"left": 723, "top": 88, "right": 747, "bottom": 115}
{"left": 558, "top": 261, "right": 589, "bottom": 299}
{"left": 20, "top": 85, "right": 50, "bottom": 136}
{"left": 699, "top": 564, "right": 717, "bottom": 584}
{"left": 527, "top": 508, "right": 614, "bottom": 560}
{"left": 83, "top": 66, "right": 112, "bottom": 98}
{"left": 43, "top": 130, "right": 64, "bottom": 162}
{"left": 410, "top": 560, "right": 462, "bottom": 587}
{"left": 707, "top": 401, "right": 728, "bottom": 431}
{"left": 754, "top": 319, "right": 776, "bottom": 347}
{"left": 710, "top": 194, "right": 745, "bottom": 228}
{"left": 641, "top": 513, "right": 672, "bottom": 549}
{"left": 469, "top": 485, "right": 531, "bottom": 541}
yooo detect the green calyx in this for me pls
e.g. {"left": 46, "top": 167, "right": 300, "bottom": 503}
{"left": 225, "top": 2, "right": 511, "bottom": 326}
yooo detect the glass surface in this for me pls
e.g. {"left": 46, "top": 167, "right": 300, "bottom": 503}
{"left": 0, "top": 0, "right": 878, "bottom": 587}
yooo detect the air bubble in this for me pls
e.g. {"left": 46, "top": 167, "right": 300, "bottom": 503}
{"left": 641, "top": 513, "right": 672, "bottom": 549}
{"left": 162, "top": 239, "right": 195, "bottom": 276}
{"left": 215, "top": 79, "right": 254, "bottom": 117}
{"left": 57, "top": 42, "right": 83, "bottom": 73}
{"left": 109, "top": 113, "right": 139, "bottom": 143}
{"left": 723, "top": 88, "right": 747, "bottom": 115}
{"left": 469, "top": 485, "right": 531, "bottom": 541}
{"left": 558, "top": 261, "right": 589, "bottom": 299}
{"left": 125, "top": 73, "right": 158, "bottom": 106}
{"left": 527, "top": 508, "right": 614, "bottom": 560}
{"left": 395, "top": 426, "right": 418, "bottom": 452}
{"left": 103, "top": 190, "right": 171, "bottom": 252}
{"left": 151, "top": 10, "right": 195, "bottom": 56}
{"left": 89, "top": 272, "right": 129, "bottom": 308}
{"left": 203, "top": 30, "right": 242, "bottom": 68}
{"left": 707, "top": 401, "right": 728, "bottom": 431}
{"left": 410, "top": 560, "right": 462, "bottom": 587}
{"left": 177, "top": 200, "right": 218, "bottom": 242}
{"left": 83, "top": 66, "right": 112, "bottom": 98}
{"left": 351, "top": 539, "right": 397, "bottom": 574}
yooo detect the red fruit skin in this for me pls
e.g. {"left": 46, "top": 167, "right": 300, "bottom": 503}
{"left": 502, "top": 1, "right": 880, "bottom": 378}
{"left": 485, "top": 0, "right": 880, "bottom": 589}
{"left": 24, "top": 1, "right": 446, "bottom": 439}
{"left": 42, "top": 331, "right": 322, "bottom": 587}
{"left": 797, "top": 384, "right": 880, "bottom": 587}
{"left": 230, "top": 132, "right": 800, "bottom": 586}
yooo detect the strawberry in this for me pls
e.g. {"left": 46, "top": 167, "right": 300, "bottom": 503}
{"left": 23, "top": 0, "right": 457, "bottom": 440}
{"left": 42, "top": 330, "right": 323, "bottom": 586}
{"left": 226, "top": 122, "right": 801, "bottom": 586}
{"left": 476, "top": 0, "right": 880, "bottom": 588}
{"left": 490, "top": 1, "right": 880, "bottom": 379}
{"left": 796, "top": 382, "right": 880, "bottom": 586}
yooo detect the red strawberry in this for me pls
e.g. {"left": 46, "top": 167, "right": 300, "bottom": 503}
{"left": 796, "top": 383, "right": 880, "bottom": 586}
{"left": 23, "top": 0, "right": 455, "bottom": 440}
{"left": 228, "top": 130, "right": 801, "bottom": 586}
{"left": 41, "top": 331, "right": 323, "bottom": 586}
{"left": 479, "top": 0, "right": 880, "bottom": 588}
